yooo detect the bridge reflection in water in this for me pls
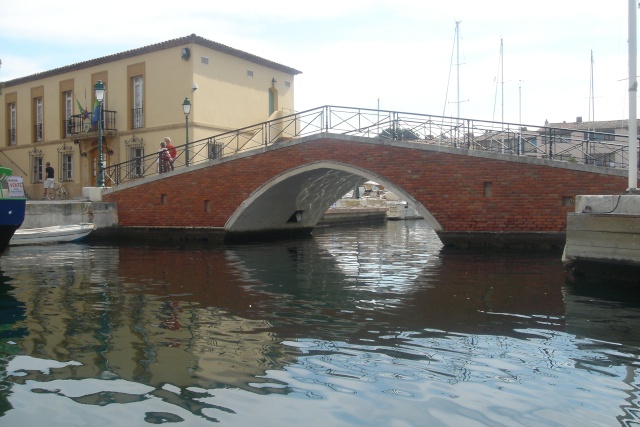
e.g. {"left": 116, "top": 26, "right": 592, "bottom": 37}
{"left": 0, "top": 222, "right": 639, "bottom": 425}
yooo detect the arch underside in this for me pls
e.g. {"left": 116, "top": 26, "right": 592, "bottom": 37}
{"left": 225, "top": 161, "right": 442, "bottom": 235}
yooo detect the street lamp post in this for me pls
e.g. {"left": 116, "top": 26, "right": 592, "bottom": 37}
{"left": 182, "top": 98, "right": 191, "bottom": 167}
{"left": 94, "top": 80, "right": 105, "bottom": 187}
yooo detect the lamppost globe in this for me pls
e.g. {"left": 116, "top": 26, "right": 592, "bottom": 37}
{"left": 183, "top": 98, "right": 191, "bottom": 167}
{"left": 95, "top": 80, "right": 105, "bottom": 103}
{"left": 94, "top": 80, "right": 106, "bottom": 187}
{"left": 182, "top": 97, "right": 191, "bottom": 115}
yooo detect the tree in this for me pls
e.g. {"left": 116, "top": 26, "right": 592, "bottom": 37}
{"left": 378, "top": 127, "right": 421, "bottom": 141}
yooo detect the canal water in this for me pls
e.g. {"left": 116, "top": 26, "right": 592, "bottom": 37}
{"left": 0, "top": 221, "right": 639, "bottom": 426}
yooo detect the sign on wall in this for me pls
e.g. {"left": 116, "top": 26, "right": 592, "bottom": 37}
{"left": 6, "top": 176, "right": 25, "bottom": 198}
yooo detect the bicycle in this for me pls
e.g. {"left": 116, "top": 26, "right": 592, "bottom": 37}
{"left": 50, "top": 181, "right": 69, "bottom": 200}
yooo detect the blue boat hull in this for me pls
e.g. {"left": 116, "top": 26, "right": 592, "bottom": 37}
{"left": 0, "top": 199, "right": 26, "bottom": 254}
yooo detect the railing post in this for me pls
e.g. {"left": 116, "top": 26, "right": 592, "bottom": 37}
{"left": 324, "top": 106, "right": 329, "bottom": 133}
{"left": 392, "top": 112, "right": 398, "bottom": 140}
{"left": 264, "top": 123, "right": 268, "bottom": 147}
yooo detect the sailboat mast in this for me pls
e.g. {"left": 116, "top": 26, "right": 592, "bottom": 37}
{"left": 589, "top": 50, "right": 595, "bottom": 129}
{"left": 501, "top": 38, "right": 504, "bottom": 123}
{"left": 456, "top": 21, "right": 461, "bottom": 120}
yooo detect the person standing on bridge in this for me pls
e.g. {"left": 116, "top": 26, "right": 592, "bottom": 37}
{"left": 157, "top": 141, "right": 171, "bottom": 174}
{"left": 164, "top": 137, "right": 177, "bottom": 170}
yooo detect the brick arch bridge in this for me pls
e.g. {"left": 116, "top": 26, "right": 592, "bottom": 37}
{"left": 102, "top": 133, "right": 629, "bottom": 249}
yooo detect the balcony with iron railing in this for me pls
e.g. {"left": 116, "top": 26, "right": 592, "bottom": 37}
{"left": 64, "top": 110, "right": 117, "bottom": 136}
{"left": 34, "top": 123, "right": 43, "bottom": 142}
{"left": 7, "top": 128, "right": 16, "bottom": 146}
{"left": 132, "top": 107, "right": 143, "bottom": 129}
{"left": 103, "top": 105, "right": 640, "bottom": 187}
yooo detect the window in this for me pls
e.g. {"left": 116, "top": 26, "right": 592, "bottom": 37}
{"left": 201, "top": 57, "right": 209, "bottom": 65}
{"left": 600, "top": 129, "right": 615, "bottom": 141}
{"left": 133, "top": 76, "right": 143, "bottom": 129}
{"left": 61, "top": 153, "right": 73, "bottom": 181}
{"left": 587, "top": 152, "right": 616, "bottom": 167}
{"left": 125, "top": 135, "right": 145, "bottom": 178}
{"left": 584, "top": 131, "right": 603, "bottom": 141}
{"left": 269, "top": 89, "right": 276, "bottom": 116}
{"left": 130, "top": 147, "right": 144, "bottom": 177}
{"left": 35, "top": 97, "right": 43, "bottom": 142}
{"left": 64, "top": 91, "right": 73, "bottom": 137}
{"left": 208, "top": 141, "right": 224, "bottom": 159}
{"left": 584, "top": 130, "right": 615, "bottom": 142}
{"left": 285, "top": 80, "right": 291, "bottom": 88}
{"left": 58, "top": 144, "right": 74, "bottom": 182}
{"left": 522, "top": 136, "right": 537, "bottom": 153}
{"left": 30, "top": 149, "right": 43, "bottom": 184}
{"left": 247, "top": 69, "right": 254, "bottom": 77}
{"left": 9, "top": 103, "right": 16, "bottom": 146}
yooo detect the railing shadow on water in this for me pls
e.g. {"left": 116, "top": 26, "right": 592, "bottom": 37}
{"left": 103, "top": 105, "right": 636, "bottom": 187}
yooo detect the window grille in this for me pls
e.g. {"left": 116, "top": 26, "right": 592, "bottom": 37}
{"left": 125, "top": 135, "right": 145, "bottom": 178}
{"left": 208, "top": 142, "right": 224, "bottom": 159}
{"left": 29, "top": 147, "right": 44, "bottom": 184}
{"left": 57, "top": 143, "right": 74, "bottom": 182}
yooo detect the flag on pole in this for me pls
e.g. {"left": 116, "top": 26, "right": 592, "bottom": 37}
{"left": 91, "top": 99, "right": 99, "bottom": 125}
{"left": 75, "top": 96, "right": 89, "bottom": 120}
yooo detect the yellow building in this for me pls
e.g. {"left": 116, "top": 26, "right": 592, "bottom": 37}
{"left": 1, "top": 34, "right": 302, "bottom": 198}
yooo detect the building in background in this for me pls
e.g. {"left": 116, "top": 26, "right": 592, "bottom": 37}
{"left": 1, "top": 34, "right": 301, "bottom": 197}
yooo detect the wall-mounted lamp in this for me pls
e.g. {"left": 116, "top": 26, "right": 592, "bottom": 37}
{"left": 81, "top": 152, "right": 88, "bottom": 158}
{"left": 107, "top": 149, "right": 114, "bottom": 155}
{"left": 73, "top": 139, "right": 80, "bottom": 145}
{"left": 181, "top": 47, "right": 190, "bottom": 60}
{"left": 272, "top": 78, "right": 277, "bottom": 87}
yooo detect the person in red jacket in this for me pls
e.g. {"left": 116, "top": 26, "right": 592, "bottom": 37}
{"left": 164, "top": 137, "right": 177, "bottom": 170}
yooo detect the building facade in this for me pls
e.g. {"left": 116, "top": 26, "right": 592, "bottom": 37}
{"left": 1, "top": 34, "right": 301, "bottom": 198}
{"left": 469, "top": 117, "right": 638, "bottom": 169}
{"left": 542, "top": 118, "right": 638, "bottom": 167}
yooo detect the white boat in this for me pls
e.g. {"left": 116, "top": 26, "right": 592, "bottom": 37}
{"left": 329, "top": 187, "right": 423, "bottom": 221}
{"left": 10, "top": 223, "right": 95, "bottom": 246}
{"left": 386, "top": 201, "right": 423, "bottom": 220}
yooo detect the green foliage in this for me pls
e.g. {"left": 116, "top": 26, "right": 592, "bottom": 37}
{"left": 378, "top": 127, "right": 421, "bottom": 140}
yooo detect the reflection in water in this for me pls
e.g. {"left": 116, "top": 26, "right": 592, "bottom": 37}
{"left": 0, "top": 222, "right": 638, "bottom": 425}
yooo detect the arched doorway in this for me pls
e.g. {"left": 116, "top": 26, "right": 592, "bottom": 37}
{"left": 89, "top": 144, "right": 110, "bottom": 187}
{"left": 269, "top": 87, "right": 278, "bottom": 116}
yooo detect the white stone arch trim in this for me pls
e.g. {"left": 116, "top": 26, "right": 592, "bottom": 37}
{"left": 225, "top": 160, "right": 443, "bottom": 232}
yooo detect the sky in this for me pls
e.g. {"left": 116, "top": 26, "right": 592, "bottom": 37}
{"left": 0, "top": 1, "right": 635, "bottom": 128}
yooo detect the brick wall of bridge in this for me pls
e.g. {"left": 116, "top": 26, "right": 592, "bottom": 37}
{"left": 103, "top": 137, "right": 629, "bottom": 233}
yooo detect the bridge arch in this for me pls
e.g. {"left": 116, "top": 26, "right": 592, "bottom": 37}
{"left": 225, "top": 161, "right": 443, "bottom": 233}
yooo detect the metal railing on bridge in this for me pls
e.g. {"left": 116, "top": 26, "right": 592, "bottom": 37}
{"left": 103, "top": 106, "right": 637, "bottom": 187}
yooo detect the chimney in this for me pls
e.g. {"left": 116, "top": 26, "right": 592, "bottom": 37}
{"left": 576, "top": 116, "right": 583, "bottom": 123}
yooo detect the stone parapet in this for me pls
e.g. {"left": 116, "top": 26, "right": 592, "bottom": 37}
{"left": 22, "top": 200, "right": 117, "bottom": 230}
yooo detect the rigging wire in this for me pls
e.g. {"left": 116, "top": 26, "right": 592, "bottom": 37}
{"left": 442, "top": 23, "right": 457, "bottom": 117}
